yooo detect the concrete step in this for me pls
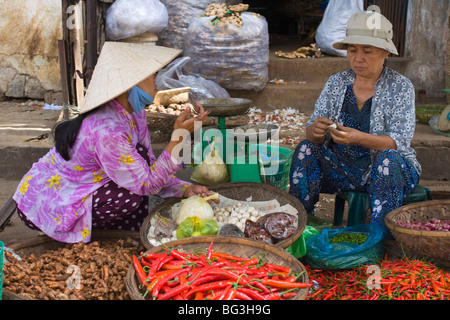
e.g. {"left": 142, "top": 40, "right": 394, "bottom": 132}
{"left": 266, "top": 40, "right": 411, "bottom": 80}
{"left": 267, "top": 56, "right": 410, "bottom": 82}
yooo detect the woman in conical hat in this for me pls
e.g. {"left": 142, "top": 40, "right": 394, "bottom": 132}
{"left": 13, "top": 42, "right": 214, "bottom": 243}
{"left": 289, "top": 6, "right": 421, "bottom": 238}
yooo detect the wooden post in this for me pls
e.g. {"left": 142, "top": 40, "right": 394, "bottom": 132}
{"left": 85, "top": 0, "right": 98, "bottom": 86}
{"left": 58, "top": 40, "right": 71, "bottom": 121}
{"left": 72, "top": 2, "right": 85, "bottom": 108}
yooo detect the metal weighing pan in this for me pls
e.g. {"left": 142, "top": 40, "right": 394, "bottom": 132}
{"left": 198, "top": 98, "right": 253, "bottom": 117}
{"left": 230, "top": 124, "right": 280, "bottom": 142}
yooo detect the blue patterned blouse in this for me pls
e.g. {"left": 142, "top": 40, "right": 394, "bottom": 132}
{"left": 307, "top": 67, "right": 421, "bottom": 176}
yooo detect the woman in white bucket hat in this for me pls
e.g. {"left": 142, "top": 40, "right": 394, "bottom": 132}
{"left": 289, "top": 6, "right": 421, "bottom": 238}
{"left": 13, "top": 41, "right": 213, "bottom": 243}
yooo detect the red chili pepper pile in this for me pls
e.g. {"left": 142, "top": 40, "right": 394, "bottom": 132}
{"left": 132, "top": 241, "right": 311, "bottom": 300}
{"left": 307, "top": 256, "right": 450, "bottom": 300}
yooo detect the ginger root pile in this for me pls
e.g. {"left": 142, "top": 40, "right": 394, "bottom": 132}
{"left": 205, "top": 3, "right": 251, "bottom": 27}
{"left": 147, "top": 102, "right": 196, "bottom": 116}
{"left": 275, "top": 43, "right": 323, "bottom": 59}
{"left": 3, "top": 238, "right": 142, "bottom": 300}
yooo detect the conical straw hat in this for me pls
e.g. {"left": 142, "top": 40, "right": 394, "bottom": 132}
{"left": 80, "top": 41, "right": 182, "bottom": 114}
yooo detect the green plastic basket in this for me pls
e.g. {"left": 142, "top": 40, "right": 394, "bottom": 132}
{"left": 255, "top": 144, "right": 294, "bottom": 191}
{"left": 0, "top": 241, "right": 4, "bottom": 300}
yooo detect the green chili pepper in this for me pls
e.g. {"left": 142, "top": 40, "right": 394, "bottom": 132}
{"left": 329, "top": 232, "right": 368, "bottom": 245}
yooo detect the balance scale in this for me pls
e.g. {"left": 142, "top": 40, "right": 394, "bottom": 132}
{"left": 196, "top": 98, "right": 280, "bottom": 184}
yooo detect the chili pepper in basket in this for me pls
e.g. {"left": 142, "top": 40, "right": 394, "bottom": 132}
{"left": 133, "top": 255, "right": 149, "bottom": 285}
{"left": 199, "top": 268, "right": 249, "bottom": 286}
{"left": 237, "top": 287, "right": 266, "bottom": 300}
{"left": 151, "top": 267, "right": 193, "bottom": 299}
{"left": 217, "top": 285, "right": 236, "bottom": 300}
{"left": 262, "top": 288, "right": 297, "bottom": 300}
{"left": 137, "top": 242, "right": 310, "bottom": 301}
{"left": 144, "top": 270, "right": 178, "bottom": 297}
{"left": 207, "top": 241, "right": 213, "bottom": 260}
{"left": 260, "top": 278, "right": 312, "bottom": 289}
{"left": 156, "top": 271, "right": 199, "bottom": 301}
{"left": 211, "top": 251, "right": 250, "bottom": 262}
{"left": 184, "top": 280, "right": 234, "bottom": 300}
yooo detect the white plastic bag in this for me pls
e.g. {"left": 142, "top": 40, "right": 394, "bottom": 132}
{"left": 190, "top": 146, "right": 230, "bottom": 186}
{"left": 155, "top": 57, "right": 230, "bottom": 105}
{"left": 315, "top": 0, "right": 364, "bottom": 57}
{"left": 175, "top": 193, "right": 219, "bottom": 225}
{"left": 184, "top": 12, "right": 269, "bottom": 91}
{"left": 105, "top": 0, "right": 169, "bottom": 40}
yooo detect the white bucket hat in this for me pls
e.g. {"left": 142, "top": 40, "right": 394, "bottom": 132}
{"left": 333, "top": 5, "right": 398, "bottom": 55}
{"left": 80, "top": 41, "right": 182, "bottom": 114}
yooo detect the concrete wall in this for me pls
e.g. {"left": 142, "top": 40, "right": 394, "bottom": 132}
{"left": 0, "top": 0, "right": 62, "bottom": 102}
{"left": 404, "top": 0, "right": 449, "bottom": 99}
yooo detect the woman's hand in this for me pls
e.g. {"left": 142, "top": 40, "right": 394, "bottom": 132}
{"left": 183, "top": 184, "right": 220, "bottom": 204}
{"left": 329, "top": 123, "right": 362, "bottom": 146}
{"left": 173, "top": 103, "right": 210, "bottom": 134}
{"left": 166, "top": 103, "right": 210, "bottom": 155}
{"left": 329, "top": 123, "right": 397, "bottom": 151}
{"left": 306, "top": 117, "right": 334, "bottom": 144}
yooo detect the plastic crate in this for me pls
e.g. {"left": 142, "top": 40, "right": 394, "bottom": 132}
{"left": 0, "top": 241, "right": 4, "bottom": 300}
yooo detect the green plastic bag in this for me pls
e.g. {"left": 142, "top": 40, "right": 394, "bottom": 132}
{"left": 176, "top": 216, "right": 219, "bottom": 239}
{"left": 286, "top": 225, "right": 319, "bottom": 259}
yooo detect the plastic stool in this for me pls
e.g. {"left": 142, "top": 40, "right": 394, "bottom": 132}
{"left": 333, "top": 185, "right": 432, "bottom": 227}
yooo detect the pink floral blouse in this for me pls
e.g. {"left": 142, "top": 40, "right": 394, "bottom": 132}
{"left": 13, "top": 100, "right": 191, "bottom": 243}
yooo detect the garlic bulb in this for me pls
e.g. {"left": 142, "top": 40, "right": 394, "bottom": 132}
{"left": 212, "top": 203, "right": 265, "bottom": 232}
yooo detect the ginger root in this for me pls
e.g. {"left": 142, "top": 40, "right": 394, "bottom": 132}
{"left": 3, "top": 238, "right": 142, "bottom": 300}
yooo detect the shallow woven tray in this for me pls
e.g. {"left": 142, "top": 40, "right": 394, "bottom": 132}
{"left": 385, "top": 200, "right": 450, "bottom": 262}
{"left": 2, "top": 230, "right": 141, "bottom": 300}
{"left": 125, "top": 235, "right": 310, "bottom": 300}
{"left": 140, "top": 182, "right": 307, "bottom": 250}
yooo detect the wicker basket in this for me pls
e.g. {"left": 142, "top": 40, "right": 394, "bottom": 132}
{"left": 385, "top": 200, "right": 450, "bottom": 263}
{"left": 2, "top": 230, "right": 141, "bottom": 300}
{"left": 140, "top": 182, "right": 307, "bottom": 250}
{"left": 147, "top": 111, "right": 178, "bottom": 143}
{"left": 125, "top": 235, "right": 310, "bottom": 300}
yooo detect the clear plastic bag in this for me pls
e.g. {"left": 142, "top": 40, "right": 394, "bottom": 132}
{"left": 155, "top": 57, "right": 230, "bottom": 105}
{"left": 105, "top": 0, "right": 169, "bottom": 40}
{"left": 159, "top": 0, "right": 242, "bottom": 49}
{"left": 304, "top": 223, "right": 385, "bottom": 270}
{"left": 315, "top": 0, "right": 364, "bottom": 57}
{"left": 183, "top": 12, "right": 269, "bottom": 91}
